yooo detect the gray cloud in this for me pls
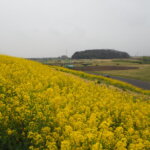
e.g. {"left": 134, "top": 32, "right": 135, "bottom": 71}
{"left": 0, "top": 0, "right": 150, "bottom": 57}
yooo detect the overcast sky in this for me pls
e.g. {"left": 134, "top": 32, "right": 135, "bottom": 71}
{"left": 0, "top": 0, "right": 150, "bottom": 57}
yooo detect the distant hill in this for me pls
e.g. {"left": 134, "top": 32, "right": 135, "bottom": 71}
{"left": 72, "top": 49, "right": 130, "bottom": 59}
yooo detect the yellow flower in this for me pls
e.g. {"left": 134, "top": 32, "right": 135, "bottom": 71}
{"left": 41, "top": 127, "right": 51, "bottom": 134}
{"left": 7, "top": 129, "right": 14, "bottom": 135}
{"left": 61, "top": 140, "right": 71, "bottom": 150}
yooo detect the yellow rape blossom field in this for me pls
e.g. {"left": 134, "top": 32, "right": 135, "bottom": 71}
{"left": 0, "top": 55, "right": 150, "bottom": 150}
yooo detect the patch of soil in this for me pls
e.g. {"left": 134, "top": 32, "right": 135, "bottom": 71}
{"left": 73, "top": 66, "right": 138, "bottom": 71}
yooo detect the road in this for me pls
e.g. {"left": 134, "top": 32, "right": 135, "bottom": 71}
{"left": 86, "top": 71, "right": 150, "bottom": 90}
{"left": 110, "top": 76, "right": 150, "bottom": 90}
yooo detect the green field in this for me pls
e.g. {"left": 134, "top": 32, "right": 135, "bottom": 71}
{"left": 90, "top": 64, "right": 150, "bottom": 81}
{"left": 96, "top": 64, "right": 150, "bottom": 82}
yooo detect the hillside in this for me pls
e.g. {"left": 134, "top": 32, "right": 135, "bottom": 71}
{"left": 72, "top": 49, "right": 130, "bottom": 59}
{"left": 0, "top": 55, "right": 150, "bottom": 150}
